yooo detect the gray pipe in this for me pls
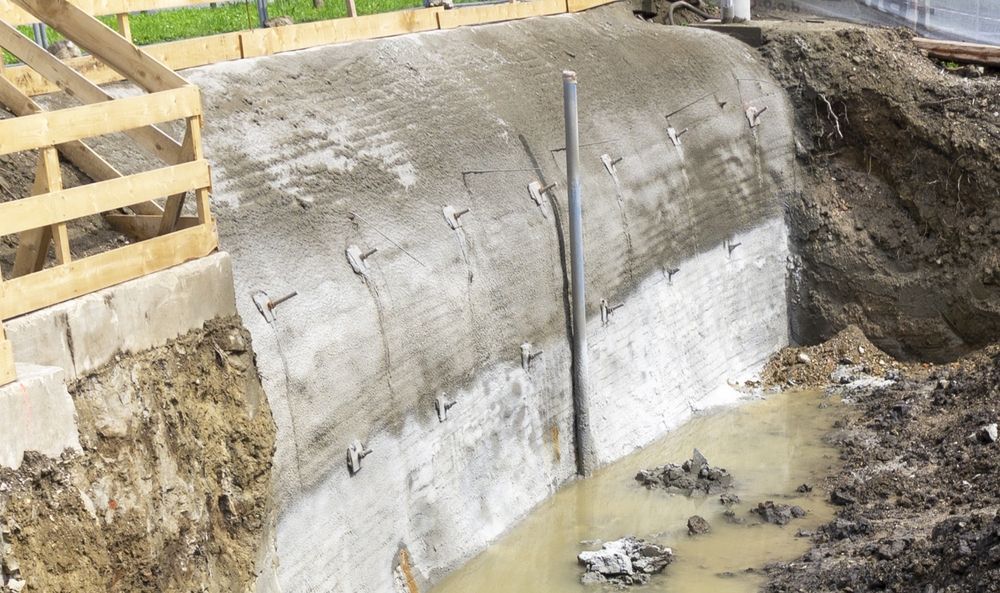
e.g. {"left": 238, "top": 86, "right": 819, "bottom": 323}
{"left": 256, "top": 0, "right": 269, "bottom": 27}
{"left": 563, "top": 70, "right": 596, "bottom": 477}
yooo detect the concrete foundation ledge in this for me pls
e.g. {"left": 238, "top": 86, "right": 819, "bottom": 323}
{"left": 0, "top": 364, "right": 80, "bottom": 470}
{"left": 4, "top": 252, "right": 237, "bottom": 381}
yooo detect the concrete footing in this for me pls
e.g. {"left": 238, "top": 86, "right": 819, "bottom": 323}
{"left": 0, "top": 364, "right": 80, "bottom": 469}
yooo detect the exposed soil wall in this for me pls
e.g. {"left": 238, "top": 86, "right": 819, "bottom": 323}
{"left": 756, "top": 21, "right": 1000, "bottom": 362}
{"left": 0, "top": 317, "right": 276, "bottom": 593}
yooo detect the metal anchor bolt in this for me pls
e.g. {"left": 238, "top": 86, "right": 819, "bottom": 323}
{"left": 528, "top": 181, "right": 557, "bottom": 214}
{"left": 728, "top": 241, "right": 742, "bottom": 255}
{"left": 667, "top": 267, "right": 680, "bottom": 282}
{"left": 443, "top": 206, "right": 471, "bottom": 230}
{"left": 435, "top": 395, "right": 457, "bottom": 422}
{"left": 600, "top": 298, "right": 625, "bottom": 326}
{"left": 347, "top": 440, "right": 373, "bottom": 476}
{"left": 347, "top": 245, "right": 378, "bottom": 276}
{"left": 251, "top": 290, "right": 298, "bottom": 323}
{"left": 521, "top": 343, "right": 543, "bottom": 371}
{"left": 668, "top": 127, "right": 689, "bottom": 147}
{"left": 745, "top": 105, "right": 768, "bottom": 128}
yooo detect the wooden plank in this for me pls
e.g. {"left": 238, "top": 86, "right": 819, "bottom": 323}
{"left": 0, "top": 75, "right": 129, "bottom": 188}
{"left": 239, "top": 8, "right": 442, "bottom": 58}
{"left": 0, "top": 223, "right": 218, "bottom": 320}
{"left": 0, "top": 0, "right": 215, "bottom": 26}
{"left": 11, "top": 0, "right": 188, "bottom": 92}
{"left": 913, "top": 37, "right": 1000, "bottom": 68}
{"left": 566, "top": 0, "right": 615, "bottom": 12}
{"left": 436, "top": 0, "right": 566, "bottom": 29}
{"left": 105, "top": 213, "right": 199, "bottom": 241}
{"left": 0, "top": 160, "right": 210, "bottom": 236}
{"left": 115, "top": 12, "right": 131, "bottom": 41}
{"left": 12, "top": 147, "right": 63, "bottom": 277}
{"left": 0, "top": 85, "right": 201, "bottom": 156}
{"left": 690, "top": 22, "right": 763, "bottom": 47}
{"left": 0, "top": 20, "right": 184, "bottom": 165}
{"left": 345, "top": 0, "right": 357, "bottom": 18}
{"left": 2, "top": 31, "right": 244, "bottom": 96}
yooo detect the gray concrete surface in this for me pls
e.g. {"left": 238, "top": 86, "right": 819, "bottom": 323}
{"left": 0, "top": 364, "right": 79, "bottom": 469}
{"left": 4, "top": 252, "right": 237, "bottom": 381}
{"left": 181, "top": 5, "right": 797, "bottom": 591}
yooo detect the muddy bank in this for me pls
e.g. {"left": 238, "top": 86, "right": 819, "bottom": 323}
{"left": 762, "top": 335, "right": 1000, "bottom": 593}
{"left": 0, "top": 317, "right": 275, "bottom": 593}
{"left": 757, "top": 21, "right": 1000, "bottom": 362}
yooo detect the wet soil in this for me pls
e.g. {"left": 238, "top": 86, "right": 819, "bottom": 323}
{"left": 0, "top": 317, "right": 276, "bottom": 593}
{"left": 755, "top": 21, "right": 1000, "bottom": 362}
{"left": 762, "top": 340, "right": 1000, "bottom": 593}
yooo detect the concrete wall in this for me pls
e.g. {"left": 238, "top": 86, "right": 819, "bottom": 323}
{"left": 184, "top": 6, "right": 797, "bottom": 591}
{"left": 0, "top": 253, "right": 237, "bottom": 470}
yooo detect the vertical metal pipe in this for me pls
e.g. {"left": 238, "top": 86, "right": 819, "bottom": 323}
{"left": 31, "top": 23, "right": 45, "bottom": 47}
{"left": 563, "top": 70, "right": 595, "bottom": 477}
{"left": 256, "top": 0, "right": 269, "bottom": 27}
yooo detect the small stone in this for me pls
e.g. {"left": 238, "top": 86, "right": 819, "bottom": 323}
{"left": 831, "top": 488, "right": 857, "bottom": 506}
{"left": 977, "top": 423, "right": 998, "bottom": 444}
{"left": 691, "top": 448, "right": 709, "bottom": 470}
{"left": 687, "top": 515, "right": 711, "bottom": 535}
{"left": 720, "top": 493, "right": 740, "bottom": 506}
{"left": 797, "top": 352, "right": 811, "bottom": 365}
{"left": 797, "top": 483, "right": 813, "bottom": 493}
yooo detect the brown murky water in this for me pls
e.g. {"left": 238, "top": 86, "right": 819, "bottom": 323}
{"left": 432, "top": 390, "right": 841, "bottom": 593}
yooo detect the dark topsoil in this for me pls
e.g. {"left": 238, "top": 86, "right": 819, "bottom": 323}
{"left": 749, "top": 17, "right": 1000, "bottom": 593}
{"left": 755, "top": 21, "right": 999, "bottom": 363}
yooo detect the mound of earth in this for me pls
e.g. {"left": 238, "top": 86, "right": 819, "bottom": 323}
{"left": 757, "top": 21, "right": 1000, "bottom": 362}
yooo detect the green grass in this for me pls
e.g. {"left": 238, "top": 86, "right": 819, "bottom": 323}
{"left": 3, "top": 0, "right": 424, "bottom": 65}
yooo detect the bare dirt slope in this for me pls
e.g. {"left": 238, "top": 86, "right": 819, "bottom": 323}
{"left": 0, "top": 317, "right": 276, "bottom": 593}
{"left": 756, "top": 21, "right": 1000, "bottom": 362}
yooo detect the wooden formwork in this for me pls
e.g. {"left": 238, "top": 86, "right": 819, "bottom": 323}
{"left": 0, "top": 0, "right": 218, "bottom": 386}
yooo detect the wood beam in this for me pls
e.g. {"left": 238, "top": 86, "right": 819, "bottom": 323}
{"left": 0, "top": 323, "right": 14, "bottom": 386}
{"left": 10, "top": 0, "right": 188, "bottom": 92}
{"left": 12, "top": 147, "right": 64, "bottom": 277}
{"left": 0, "top": 160, "right": 210, "bottom": 236}
{"left": 105, "top": 213, "right": 200, "bottom": 241}
{"left": 0, "top": 223, "right": 217, "bottom": 320}
{"left": 0, "top": 85, "right": 202, "bottom": 156}
{"left": 913, "top": 37, "right": 1000, "bottom": 68}
{"left": 0, "top": 0, "right": 216, "bottom": 26}
{"left": 115, "top": 12, "right": 131, "bottom": 41}
{"left": 0, "top": 20, "right": 185, "bottom": 165}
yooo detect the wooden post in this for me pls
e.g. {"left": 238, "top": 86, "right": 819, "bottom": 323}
{"left": 345, "top": 0, "right": 357, "bottom": 18}
{"left": 12, "top": 146, "right": 65, "bottom": 276}
{"left": 115, "top": 12, "right": 132, "bottom": 42}
{"left": 185, "top": 115, "right": 213, "bottom": 226}
{"left": 0, "top": 320, "right": 14, "bottom": 387}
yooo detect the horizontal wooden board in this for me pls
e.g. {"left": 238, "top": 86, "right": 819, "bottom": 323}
{"left": 0, "top": 0, "right": 211, "bottom": 26}
{"left": 0, "top": 222, "right": 217, "bottom": 320}
{"left": 0, "top": 160, "right": 210, "bottom": 235}
{"left": 105, "top": 213, "right": 200, "bottom": 241}
{"left": 436, "top": 0, "right": 566, "bottom": 29}
{"left": 913, "top": 37, "right": 1000, "bottom": 68}
{"left": 239, "top": 7, "right": 441, "bottom": 58}
{"left": 0, "top": 85, "right": 201, "bottom": 155}
{"left": 2, "top": 31, "right": 247, "bottom": 96}
{"left": 566, "top": 0, "right": 616, "bottom": 12}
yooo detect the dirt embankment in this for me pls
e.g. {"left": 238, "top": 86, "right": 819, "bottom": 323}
{"left": 758, "top": 22, "right": 1000, "bottom": 362}
{"left": 763, "top": 337, "right": 1000, "bottom": 593}
{"left": 0, "top": 317, "right": 276, "bottom": 593}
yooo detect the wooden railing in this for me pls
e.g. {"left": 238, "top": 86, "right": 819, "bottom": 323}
{"left": 0, "top": 0, "right": 615, "bottom": 96}
{"left": 0, "top": 0, "right": 217, "bottom": 386}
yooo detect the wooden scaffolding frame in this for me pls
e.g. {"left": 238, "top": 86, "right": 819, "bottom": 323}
{"left": 0, "top": 0, "right": 217, "bottom": 386}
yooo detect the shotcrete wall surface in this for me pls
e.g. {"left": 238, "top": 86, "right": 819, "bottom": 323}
{"left": 184, "top": 6, "right": 797, "bottom": 591}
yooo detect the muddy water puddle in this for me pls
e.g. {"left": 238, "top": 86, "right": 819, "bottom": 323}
{"left": 432, "top": 390, "right": 842, "bottom": 593}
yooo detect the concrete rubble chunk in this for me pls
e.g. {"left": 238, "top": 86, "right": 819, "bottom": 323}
{"left": 578, "top": 537, "right": 673, "bottom": 586}
{"left": 636, "top": 449, "right": 733, "bottom": 495}
{"left": 751, "top": 501, "right": 807, "bottom": 526}
{"left": 977, "top": 423, "right": 997, "bottom": 444}
{"left": 687, "top": 515, "right": 711, "bottom": 535}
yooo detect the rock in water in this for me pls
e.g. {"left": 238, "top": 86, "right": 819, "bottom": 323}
{"left": 751, "top": 501, "right": 807, "bottom": 525}
{"left": 687, "top": 515, "right": 711, "bottom": 535}
{"left": 636, "top": 450, "right": 734, "bottom": 495}
{"left": 578, "top": 537, "right": 673, "bottom": 586}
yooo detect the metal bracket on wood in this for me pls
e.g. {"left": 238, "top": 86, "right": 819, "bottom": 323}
{"left": 347, "top": 439, "right": 372, "bottom": 476}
